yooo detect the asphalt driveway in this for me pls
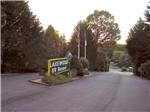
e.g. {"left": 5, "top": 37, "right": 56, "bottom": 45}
{"left": 2, "top": 70, "right": 150, "bottom": 112}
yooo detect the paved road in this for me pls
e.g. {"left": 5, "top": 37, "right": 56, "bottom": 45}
{"left": 2, "top": 70, "right": 150, "bottom": 112}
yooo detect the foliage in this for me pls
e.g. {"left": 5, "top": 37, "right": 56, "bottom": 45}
{"left": 43, "top": 73, "right": 72, "bottom": 85}
{"left": 86, "top": 10, "right": 120, "bottom": 44}
{"left": 1, "top": 1, "right": 67, "bottom": 73}
{"left": 80, "top": 57, "right": 89, "bottom": 69}
{"left": 144, "top": 2, "right": 150, "bottom": 23}
{"left": 43, "top": 25, "right": 67, "bottom": 58}
{"left": 114, "top": 44, "right": 126, "bottom": 51}
{"left": 112, "top": 44, "right": 132, "bottom": 68}
{"left": 118, "top": 53, "right": 132, "bottom": 68}
{"left": 126, "top": 1, "right": 150, "bottom": 78}
{"left": 70, "top": 56, "right": 84, "bottom": 76}
{"left": 40, "top": 25, "right": 67, "bottom": 71}
{"left": 70, "top": 69, "right": 78, "bottom": 77}
{"left": 69, "top": 10, "right": 121, "bottom": 71}
{"left": 126, "top": 19, "right": 150, "bottom": 75}
{"left": 70, "top": 56, "right": 90, "bottom": 76}
{"left": 138, "top": 60, "right": 150, "bottom": 79}
{"left": 1, "top": 1, "right": 44, "bottom": 72}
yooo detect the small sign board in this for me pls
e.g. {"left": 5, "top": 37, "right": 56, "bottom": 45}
{"left": 48, "top": 58, "right": 70, "bottom": 77}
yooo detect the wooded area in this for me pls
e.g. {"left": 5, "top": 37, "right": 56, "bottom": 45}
{"left": 1, "top": 1, "right": 67, "bottom": 73}
{"left": 1, "top": 1, "right": 150, "bottom": 79}
{"left": 1, "top": 1, "right": 120, "bottom": 73}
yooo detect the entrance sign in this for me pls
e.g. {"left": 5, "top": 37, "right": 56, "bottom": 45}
{"left": 48, "top": 58, "right": 70, "bottom": 77}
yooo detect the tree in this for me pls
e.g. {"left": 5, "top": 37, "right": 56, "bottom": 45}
{"left": 43, "top": 25, "right": 67, "bottom": 58}
{"left": 126, "top": 17, "right": 150, "bottom": 76}
{"left": 58, "top": 35, "right": 67, "bottom": 57}
{"left": 112, "top": 44, "right": 132, "bottom": 68}
{"left": 86, "top": 10, "right": 120, "bottom": 44}
{"left": 1, "top": 1, "right": 44, "bottom": 72}
{"left": 1, "top": 1, "right": 68, "bottom": 73}
{"left": 144, "top": 1, "right": 150, "bottom": 23}
{"left": 69, "top": 10, "right": 121, "bottom": 70}
{"left": 69, "top": 21, "right": 97, "bottom": 69}
{"left": 127, "top": 1, "right": 150, "bottom": 78}
{"left": 38, "top": 25, "right": 68, "bottom": 72}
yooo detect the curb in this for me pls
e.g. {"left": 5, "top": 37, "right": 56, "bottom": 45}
{"left": 1, "top": 73, "right": 38, "bottom": 76}
{"left": 29, "top": 73, "right": 95, "bottom": 86}
{"left": 29, "top": 79, "right": 49, "bottom": 86}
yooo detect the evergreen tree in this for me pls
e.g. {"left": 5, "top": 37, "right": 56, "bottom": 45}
{"left": 1, "top": 1, "right": 43, "bottom": 72}
{"left": 126, "top": 1, "right": 150, "bottom": 77}
{"left": 145, "top": 1, "right": 150, "bottom": 23}
{"left": 43, "top": 25, "right": 67, "bottom": 59}
{"left": 126, "top": 18, "right": 150, "bottom": 76}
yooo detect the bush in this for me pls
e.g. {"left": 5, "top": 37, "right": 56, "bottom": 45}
{"left": 99, "top": 58, "right": 110, "bottom": 72}
{"left": 80, "top": 57, "right": 89, "bottom": 69}
{"left": 138, "top": 60, "right": 150, "bottom": 79}
{"left": 70, "top": 56, "right": 84, "bottom": 76}
{"left": 70, "top": 69, "right": 78, "bottom": 77}
{"left": 42, "top": 73, "right": 72, "bottom": 85}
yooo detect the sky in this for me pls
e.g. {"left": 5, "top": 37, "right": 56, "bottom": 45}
{"left": 28, "top": 0, "right": 147, "bottom": 44}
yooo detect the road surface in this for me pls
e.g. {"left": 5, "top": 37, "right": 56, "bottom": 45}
{"left": 2, "top": 70, "right": 150, "bottom": 112}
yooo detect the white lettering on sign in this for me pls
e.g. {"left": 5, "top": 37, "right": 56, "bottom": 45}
{"left": 48, "top": 58, "right": 70, "bottom": 76}
{"left": 58, "top": 66, "right": 67, "bottom": 72}
{"left": 52, "top": 68, "right": 57, "bottom": 74}
{"left": 51, "top": 60, "right": 68, "bottom": 67}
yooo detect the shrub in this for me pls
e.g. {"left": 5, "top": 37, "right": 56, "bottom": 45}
{"left": 98, "top": 57, "right": 110, "bottom": 72}
{"left": 42, "top": 73, "right": 72, "bottom": 85}
{"left": 70, "top": 56, "right": 84, "bottom": 76}
{"left": 80, "top": 57, "right": 89, "bottom": 69}
{"left": 70, "top": 69, "right": 78, "bottom": 77}
{"left": 138, "top": 60, "right": 150, "bottom": 79}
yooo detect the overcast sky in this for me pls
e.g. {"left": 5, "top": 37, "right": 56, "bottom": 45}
{"left": 28, "top": 0, "right": 147, "bottom": 44}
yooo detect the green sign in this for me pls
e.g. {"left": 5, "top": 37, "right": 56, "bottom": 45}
{"left": 48, "top": 58, "right": 70, "bottom": 77}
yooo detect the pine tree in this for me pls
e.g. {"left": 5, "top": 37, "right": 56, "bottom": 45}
{"left": 145, "top": 1, "right": 150, "bottom": 23}
{"left": 1, "top": 1, "right": 44, "bottom": 72}
{"left": 126, "top": 17, "right": 150, "bottom": 76}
